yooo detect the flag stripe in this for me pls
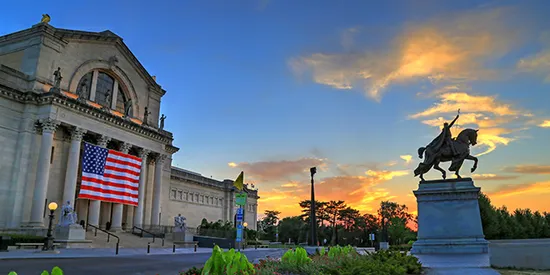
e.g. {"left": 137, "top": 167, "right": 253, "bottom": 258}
{"left": 81, "top": 176, "right": 139, "bottom": 192}
{"left": 108, "top": 149, "right": 142, "bottom": 162}
{"left": 106, "top": 157, "right": 141, "bottom": 170}
{"left": 80, "top": 185, "right": 138, "bottom": 198}
{"left": 104, "top": 164, "right": 141, "bottom": 176}
{"left": 82, "top": 174, "right": 139, "bottom": 189}
{"left": 78, "top": 142, "right": 142, "bottom": 206}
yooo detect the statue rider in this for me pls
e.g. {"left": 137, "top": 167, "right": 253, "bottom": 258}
{"left": 423, "top": 109, "right": 460, "bottom": 158}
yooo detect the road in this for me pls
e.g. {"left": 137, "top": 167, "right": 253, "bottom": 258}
{"left": 0, "top": 249, "right": 283, "bottom": 275}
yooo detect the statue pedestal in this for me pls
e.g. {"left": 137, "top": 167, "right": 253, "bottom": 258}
{"left": 173, "top": 231, "right": 186, "bottom": 242}
{"left": 55, "top": 224, "right": 92, "bottom": 248}
{"left": 411, "top": 178, "right": 492, "bottom": 269}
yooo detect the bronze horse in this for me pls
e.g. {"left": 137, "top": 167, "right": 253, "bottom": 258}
{"left": 414, "top": 128, "right": 479, "bottom": 181}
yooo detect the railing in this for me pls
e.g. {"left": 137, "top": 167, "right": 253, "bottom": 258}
{"left": 85, "top": 224, "right": 120, "bottom": 255}
{"left": 132, "top": 226, "right": 165, "bottom": 246}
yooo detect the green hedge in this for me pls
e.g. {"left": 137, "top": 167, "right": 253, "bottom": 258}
{"left": 1, "top": 234, "right": 44, "bottom": 246}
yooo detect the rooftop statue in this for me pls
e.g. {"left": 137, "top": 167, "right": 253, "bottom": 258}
{"left": 414, "top": 109, "right": 479, "bottom": 181}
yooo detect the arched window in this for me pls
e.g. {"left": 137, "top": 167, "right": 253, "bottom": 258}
{"left": 75, "top": 70, "right": 133, "bottom": 117}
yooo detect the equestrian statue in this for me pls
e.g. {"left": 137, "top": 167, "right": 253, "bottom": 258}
{"left": 414, "top": 109, "right": 479, "bottom": 181}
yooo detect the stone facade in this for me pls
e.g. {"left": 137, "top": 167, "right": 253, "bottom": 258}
{"left": 0, "top": 22, "right": 258, "bottom": 232}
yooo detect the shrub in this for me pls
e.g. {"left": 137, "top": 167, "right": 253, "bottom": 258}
{"left": 1, "top": 234, "right": 44, "bottom": 246}
{"left": 9, "top": 266, "right": 63, "bottom": 275}
{"left": 201, "top": 245, "right": 255, "bottom": 275}
{"left": 179, "top": 267, "right": 203, "bottom": 275}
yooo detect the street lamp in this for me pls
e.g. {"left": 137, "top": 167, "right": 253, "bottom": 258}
{"left": 310, "top": 167, "right": 317, "bottom": 247}
{"left": 43, "top": 202, "right": 58, "bottom": 251}
{"left": 243, "top": 222, "right": 248, "bottom": 249}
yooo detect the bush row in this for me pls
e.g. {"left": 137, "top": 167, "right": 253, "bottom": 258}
{"left": 181, "top": 245, "right": 422, "bottom": 275}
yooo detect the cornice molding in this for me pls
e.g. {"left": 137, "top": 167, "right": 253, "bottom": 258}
{"left": 0, "top": 83, "right": 175, "bottom": 145}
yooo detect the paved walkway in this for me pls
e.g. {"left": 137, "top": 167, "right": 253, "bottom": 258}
{"left": 0, "top": 247, "right": 277, "bottom": 260}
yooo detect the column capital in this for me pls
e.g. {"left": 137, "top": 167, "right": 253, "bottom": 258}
{"left": 139, "top": 149, "right": 150, "bottom": 159}
{"left": 156, "top": 154, "right": 168, "bottom": 165}
{"left": 39, "top": 118, "right": 60, "bottom": 134}
{"left": 70, "top": 127, "right": 87, "bottom": 141}
{"left": 98, "top": 135, "right": 111, "bottom": 148}
{"left": 120, "top": 142, "right": 132, "bottom": 154}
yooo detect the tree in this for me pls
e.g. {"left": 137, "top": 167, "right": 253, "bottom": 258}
{"left": 258, "top": 210, "right": 280, "bottom": 241}
{"left": 325, "top": 200, "right": 347, "bottom": 245}
{"left": 278, "top": 216, "right": 306, "bottom": 244}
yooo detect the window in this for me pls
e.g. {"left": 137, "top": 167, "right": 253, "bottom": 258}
{"left": 195, "top": 194, "right": 199, "bottom": 202}
{"left": 178, "top": 190, "right": 183, "bottom": 200}
{"left": 115, "top": 84, "right": 129, "bottom": 114}
{"left": 201, "top": 195, "right": 204, "bottom": 203}
{"left": 215, "top": 198, "right": 219, "bottom": 205}
{"left": 211, "top": 197, "right": 214, "bottom": 204}
{"left": 185, "top": 192, "right": 188, "bottom": 201}
{"left": 95, "top": 72, "right": 114, "bottom": 107}
{"left": 190, "top": 193, "right": 194, "bottom": 202}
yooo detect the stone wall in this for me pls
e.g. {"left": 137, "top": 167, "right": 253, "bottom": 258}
{"left": 489, "top": 238, "right": 550, "bottom": 270}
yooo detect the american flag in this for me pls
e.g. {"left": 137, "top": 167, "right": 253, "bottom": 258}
{"left": 78, "top": 142, "right": 141, "bottom": 206}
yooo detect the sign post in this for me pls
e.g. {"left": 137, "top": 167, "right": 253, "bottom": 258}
{"left": 369, "top": 233, "right": 375, "bottom": 247}
{"left": 235, "top": 193, "right": 247, "bottom": 252}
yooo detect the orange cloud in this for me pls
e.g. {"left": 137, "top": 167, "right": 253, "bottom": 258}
{"left": 504, "top": 165, "right": 550, "bottom": 174}
{"left": 289, "top": 7, "right": 520, "bottom": 101}
{"left": 228, "top": 157, "right": 328, "bottom": 181}
{"left": 409, "top": 92, "right": 532, "bottom": 156}
{"left": 540, "top": 120, "right": 550, "bottom": 127}
{"left": 471, "top": 174, "right": 518, "bottom": 181}
{"left": 489, "top": 181, "right": 550, "bottom": 198}
{"left": 257, "top": 168, "right": 409, "bottom": 216}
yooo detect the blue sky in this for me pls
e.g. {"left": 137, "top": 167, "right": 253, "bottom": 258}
{"left": 3, "top": 0, "right": 550, "bottom": 217}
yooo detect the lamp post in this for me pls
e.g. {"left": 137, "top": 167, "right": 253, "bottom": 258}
{"left": 43, "top": 202, "right": 58, "bottom": 251}
{"left": 310, "top": 167, "right": 317, "bottom": 247}
{"left": 243, "top": 222, "right": 248, "bottom": 249}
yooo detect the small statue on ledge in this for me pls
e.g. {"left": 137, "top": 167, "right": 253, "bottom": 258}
{"left": 159, "top": 114, "right": 166, "bottom": 130}
{"left": 49, "top": 67, "right": 62, "bottom": 93}
{"left": 77, "top": 79, "right": 89, "bottom": 102}
{"left": 124, "top": 99, "right": 133, "bottom": 118}
{"left": 413, "top": 109, "right": 480, "bottom": 181}
{"left": 143, "top": 107, "right": 151, "bottom": 125}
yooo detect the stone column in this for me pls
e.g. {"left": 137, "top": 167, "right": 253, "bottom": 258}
{"left": 28, "top": 118, "right": 60, "bottom": 227}
{"left": 150, "top": 154, "right": 166, "bottom": 226}
{"left": 87, "top": 135, "right": 111, "bottom": 227}
{"left": 133, "top": 149, "right": 149, "bottom": 227}
{"left": 110, "top": 142, "right": 132, "bottom": 232}
{"left": 62, "top": 127, "right": 87, "bottom": 206}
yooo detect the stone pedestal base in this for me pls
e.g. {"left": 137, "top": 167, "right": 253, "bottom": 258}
{"left": 411, "top": 178, "right": 491, "bottom": 269}
{"left": 55, "top": 224, "right": 91, "bottom": 248}
{"left": 55, "top": 224, "right": 86, "bottom": 240}
{"left": 173, "top": 231, "right": 186, "bottom": 242}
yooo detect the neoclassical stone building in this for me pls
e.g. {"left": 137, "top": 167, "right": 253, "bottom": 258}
{"left": 0, "top": 21, "right": 258, "bottom": 232}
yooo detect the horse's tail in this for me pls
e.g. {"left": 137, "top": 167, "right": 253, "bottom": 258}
{"left": 418, "top": 147, "right": 426, "bottom": 159}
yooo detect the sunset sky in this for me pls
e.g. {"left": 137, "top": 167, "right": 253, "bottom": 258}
{"left": 4, "top": 0, "right": 550, "bottom": 219}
